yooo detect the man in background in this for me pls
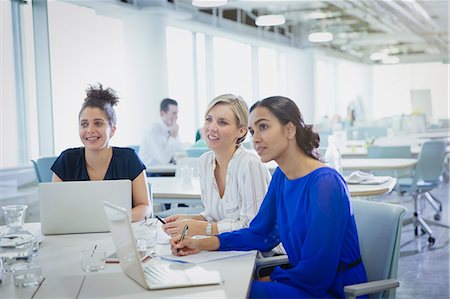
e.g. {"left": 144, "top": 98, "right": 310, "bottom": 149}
{"left": 139, "top": 98, "right": 184, "bottom": 167}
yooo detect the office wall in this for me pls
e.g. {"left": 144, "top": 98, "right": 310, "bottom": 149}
{"left": 373, "top": 62, "right": 449, "bottom": 122}
{"left": 1, "top": 1, "right": 20, "bottom": 168}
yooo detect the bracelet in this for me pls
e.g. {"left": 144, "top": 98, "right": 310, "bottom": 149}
{"left": 205, "top": 222, "right": 212, "bottom": 236}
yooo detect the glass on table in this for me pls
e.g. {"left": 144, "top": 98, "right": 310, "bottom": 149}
{"left": 12, "top": 261, "right": 43, "bottom": 287}
{"left": 80, "top": 249, "right": 106, "bottom": 272}
{"left": 134, "top": 223, "right": 157, "bottom": 253}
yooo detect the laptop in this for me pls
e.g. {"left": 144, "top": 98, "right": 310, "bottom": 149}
{"left": 39, "top": 180, "right": 131, "bottom": 235}
{"left": 103, "top": 201, "right": 222, "bottom": 290}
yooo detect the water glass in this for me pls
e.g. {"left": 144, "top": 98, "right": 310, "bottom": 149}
{"left": 12, "top": 262, "right": 43, "bottom": 287}
{"left": 135, "top": 224, "right": 157, "bottom": 252}
{"left": 181, "top": 166, "right": 194, "bottom": 185}
{"left": 80, "top": 250, "right": 106, "bottom": 272}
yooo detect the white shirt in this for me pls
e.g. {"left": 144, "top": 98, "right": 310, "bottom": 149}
{"left": 139, "top": 119, "right": 184, "bottom": 166}
{"left": 199, "top": 145, "right": 271, "bottom": 233}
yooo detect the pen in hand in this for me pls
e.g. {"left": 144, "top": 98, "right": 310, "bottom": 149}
{"left": 176, "top": 224, "right": 189, "bottom": 253}
{"left": 155, "top": 215, "right": 166, "bottom": 225}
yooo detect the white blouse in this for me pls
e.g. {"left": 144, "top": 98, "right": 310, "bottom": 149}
{"left": 199, "top": 145, "right": 271, "bottom": 233}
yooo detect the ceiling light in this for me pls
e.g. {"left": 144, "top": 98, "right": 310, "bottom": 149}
{"left": 308, "top": 31, "right": 333, "bottom": 42}
{"left": 370, "top": 52, "right": 388, "bottom": 60}
{"left": 382, "top": 56, "right": 400, "bottom": 64}
{"left": 255, "top": 15, "right": 286, "bottom": 26}
{"left": 192, "top": 0, "right": 227, "bottom": 8}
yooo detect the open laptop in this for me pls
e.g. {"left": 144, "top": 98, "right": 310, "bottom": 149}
{"left": 103, "top": 201, "right": 222, "bottom": 290}
{"left": 39, "top": 180, "right": 131, "bottom": 235}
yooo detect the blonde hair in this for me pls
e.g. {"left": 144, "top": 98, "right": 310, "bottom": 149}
{"left": 205, "top": 94, "right": 249, "bottom": 145}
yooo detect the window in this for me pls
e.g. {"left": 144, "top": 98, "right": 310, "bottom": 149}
{"left": 166, "top": 26, "right": 196, "bottom": 143}
{"left": 213, "top": 37, "right": 252, "bottom": 104}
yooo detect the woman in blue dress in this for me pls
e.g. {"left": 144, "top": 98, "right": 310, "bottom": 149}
{"left": 51, "top": 84, "right": 150, "bottom": 222}
{"left": 171, "top": 96, "right": 367, "bottom": 298}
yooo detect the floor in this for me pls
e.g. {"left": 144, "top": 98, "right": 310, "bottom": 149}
{"left": 380, "top": 180, "right": 449, "bottom": 299}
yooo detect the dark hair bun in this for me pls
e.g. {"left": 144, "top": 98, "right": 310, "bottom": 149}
{"left": 85, "top": 83, "right": 119, "bottom": 106}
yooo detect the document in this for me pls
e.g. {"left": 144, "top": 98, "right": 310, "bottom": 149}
{"left": 158, "top": 250, "right": 254, "bottom": 264}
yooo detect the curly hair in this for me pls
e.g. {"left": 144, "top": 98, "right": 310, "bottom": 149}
{"left": 79, "top": 83, "right": 119, "bottom": 127}
{"left": 250, "top": 96, "right": 321, "bottom": 160}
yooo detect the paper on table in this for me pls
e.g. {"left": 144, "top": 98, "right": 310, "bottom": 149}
{"left": 357, "top": 176, "right": 391, "bottom": 185}
{"left": 158, "top": 250, "right": 253, "bottom": 264}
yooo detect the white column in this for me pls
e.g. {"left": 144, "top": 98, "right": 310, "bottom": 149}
{"left": 119, "top": 13, "right": 169, "bottom": 145}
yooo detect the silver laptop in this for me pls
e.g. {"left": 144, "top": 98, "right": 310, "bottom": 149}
{"left": 39, "top": 180, "right": 131, "bottom": 235}
{"left": 103, "top": 201, "right": 222, "bottom": 290}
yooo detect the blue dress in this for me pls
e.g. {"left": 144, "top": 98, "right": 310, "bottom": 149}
{"left": 218, "top": 167, "right": 368, "bottom": 298}
{"left": 51, "top": 147, "right": 146, "bottom": 206}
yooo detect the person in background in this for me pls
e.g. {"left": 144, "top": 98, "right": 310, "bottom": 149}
{"left": 170, "top": 96, "right": 367, "bottom": 298}
{"left": 162, "top": 94, "right": 271, "bottom": 238}
{"left": 51, "top": 83, "right": 150, "bottom": 222}
{"left": 139, "top": 98, "right": 184, "bottom": 166}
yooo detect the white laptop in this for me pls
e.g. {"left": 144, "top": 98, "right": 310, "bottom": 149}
{"left": 39, "top": 180, "right": 131, "bottom": 235}
{"left": 103, "top": 201, "right": 222, "bottom": 290}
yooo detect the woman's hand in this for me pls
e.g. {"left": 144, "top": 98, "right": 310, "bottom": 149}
{"left": 170, "top": 235, "right": 220, "bottom": 256}
{"left": 170, "top": 235, "right": 202, "bottom": 256}
{"left": 163, "top": 218, "right": 206, "bottom": 237}
{"left": 164, "top": 214, "right": 191, "bottom": 223}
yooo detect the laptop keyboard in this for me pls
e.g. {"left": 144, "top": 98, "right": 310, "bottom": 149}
{"left": 144, "top": 265, "right": 190, "bottom": 285}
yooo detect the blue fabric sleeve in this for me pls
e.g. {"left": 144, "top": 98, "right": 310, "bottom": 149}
{"left": 218, "top": 171, "right": 281, "bottom": 252}
{"left": 270, "top": 173, "right": 350, "bottom": 297}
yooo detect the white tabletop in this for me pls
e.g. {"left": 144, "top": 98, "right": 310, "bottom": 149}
{"left": 341, "top": 158, "right": 417, "bottom": 171}
{"left": 0, "top": 223, "right": 256, "bottom": 298}
{"left": 148, "top": 176, "right": 395, "bottom": 201}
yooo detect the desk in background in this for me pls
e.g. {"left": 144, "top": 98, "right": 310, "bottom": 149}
{"left": 148, "top": 176, "right": 397, "bottom": 206}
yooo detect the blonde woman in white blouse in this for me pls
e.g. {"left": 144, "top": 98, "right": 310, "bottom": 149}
{"left": 162, "top": 94, "right": 271, "bottom": 237}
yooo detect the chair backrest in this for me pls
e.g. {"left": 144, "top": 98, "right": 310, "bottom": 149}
{"left": 355, "top": 126, "right": 388, "bottom": 140}
{"left": 186, "top": 147, "right": 209, "bottom": 158}
{"left": 31, "top": 156, "right": 57, "bottom": 183}
{"left": 128, "top": 145, "right": 140, "bottom": 155}
{"left": 367, "top": 146, "right": 412, "bottom": 158}
{"left": 416, "top": 139, "right": 446, "bottom": 182}
{"left": 351, "top": 199, "right": 406, "bottom": 299}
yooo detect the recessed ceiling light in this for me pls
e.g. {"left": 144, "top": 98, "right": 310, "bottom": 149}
{"left": 192, "top": 0, "right": 227, "bottom": 8}
{"left": 382, "top": 56, "right": 400, "bottom": 64}
{"left": 370, "top": 52, "right": 388, "bottom": 60}
{"left": 255, "top": 15, "right": 286, "bottom": 26}
{"left": 308, "top": 31, "right": 333, "bottom": 42}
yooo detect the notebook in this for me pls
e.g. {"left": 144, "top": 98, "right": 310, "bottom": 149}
{"left": 39, "top": 180, "right": 131, "bottom": 235}
{"left": 103, "top": 201, "right": 222, "bottom": 290}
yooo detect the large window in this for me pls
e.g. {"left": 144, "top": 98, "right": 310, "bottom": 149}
{"left": 213, "top": 37, "right": 253, "bottom": 104}
{"left": 166, "top": 26, "right": 196, "bottom": 143}
{"left": 47, "top": 1, "right": 125, "bottom": 155}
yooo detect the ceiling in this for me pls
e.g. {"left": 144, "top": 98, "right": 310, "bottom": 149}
{"left": 65, "top": 0, "right": 449, "bottom": 64}
{"left": 183, "top": 0, "right": 449, "bottom": 64}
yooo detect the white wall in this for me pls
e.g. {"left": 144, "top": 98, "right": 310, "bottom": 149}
{"left": 373, "top": 62, "right": 449, "bottom": 122}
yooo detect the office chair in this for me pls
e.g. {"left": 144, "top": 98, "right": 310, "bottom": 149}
{"left": 128, "top": 145, "right": 140, "bottom": 155}
{"left": 398, "top": 139, "right": 449, "bottom": 245}
{"left": 186, "top": 147, "right": 209, "bottom": 158}
{"left": 255, "top": 199, "right": 406, "bottom": 299}
{"left": 31, "top": 156, "right": 57, "bottom": 183}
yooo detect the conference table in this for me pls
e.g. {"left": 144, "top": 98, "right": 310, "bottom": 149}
{"left": 0, "top": 223, "right": 256, "bottom": 298}
{"left": 148, "top": 175, "right": 398, "bottom": 206}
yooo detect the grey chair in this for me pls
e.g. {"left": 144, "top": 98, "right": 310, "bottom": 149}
{"left": 255, "top": 199, "right": 406, "bottom": 299}
{"left": 31, "top": 156, "right": 57, "bottom": 183}
{"left": 398, "top": 139, "right": 449, "bottom": 245}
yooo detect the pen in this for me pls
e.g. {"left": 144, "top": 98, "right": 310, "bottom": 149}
{"left": 177, "top": 224, "right": 189, "bottom": 252}
{"left": 155, "top": 215, "right": 166, "bottom": 225}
